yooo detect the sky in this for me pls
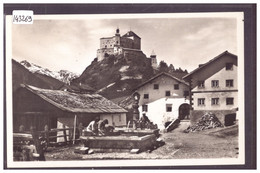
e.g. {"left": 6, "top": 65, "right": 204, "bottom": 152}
{"left": 12, "top": 14, "right": 239, "bottom": 74}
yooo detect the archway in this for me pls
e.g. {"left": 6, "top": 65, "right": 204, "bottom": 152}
{"left": 104, "top": 53, "right": 109, "bottom": 57}
{"left": 178, "top": 103, "right": 190, "bottom": 120}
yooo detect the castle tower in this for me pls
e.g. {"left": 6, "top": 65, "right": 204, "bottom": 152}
{"left": 115, "top": 28, "right": 120, "bottom": 36}
{"left": 97, "top": 28, "right": 142, "bottom": 62}
{"left": 150, "top": 50, "right": 157, "bottom": 69}
{"left": 114, "top": 28, "right": 121, "bottom": 47}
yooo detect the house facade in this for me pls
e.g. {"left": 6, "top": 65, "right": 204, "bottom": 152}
{"left": 13, "top": 84, "right": 127, "bottom": 133}
{"left": 133, "top": 72, "right": 190, "bottom": 129}
{"left": 183, "top": 51, "right": 238, "bottom": 125}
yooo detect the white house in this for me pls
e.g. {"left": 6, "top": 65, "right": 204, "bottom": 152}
{"left": 133, "top": 72, "right": 190, "bottom": 129}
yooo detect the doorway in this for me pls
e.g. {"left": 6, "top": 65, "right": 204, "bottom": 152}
{"left": 178, "top": 103, "right": 190, "bottom": 120}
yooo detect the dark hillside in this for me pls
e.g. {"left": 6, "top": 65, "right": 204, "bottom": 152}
{"left": 12, "top": 59, "right": 64, "bottom": 92}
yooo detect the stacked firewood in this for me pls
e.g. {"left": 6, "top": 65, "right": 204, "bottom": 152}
{"left": 184, "top": 113, "right": 223, "bottom": 133}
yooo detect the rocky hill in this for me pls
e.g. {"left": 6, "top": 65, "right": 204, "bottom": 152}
{"left": 72, "top": 53, "right": 153, "bottom": 99}
{"left": 20, "top": 60, "right": 79, "bottom": 84}
{"left": 12, "top": 59, "right": 64, "bottom": 92}
{"left": 72, "top": 52, "right": 188, "bottom": 101}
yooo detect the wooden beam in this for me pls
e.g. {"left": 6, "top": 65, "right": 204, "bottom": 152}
{"left": 73, "top": 115, "right": 77, "bottom": 145}
{"left": 62, "top": 124, "right": 67, "bottom": 144}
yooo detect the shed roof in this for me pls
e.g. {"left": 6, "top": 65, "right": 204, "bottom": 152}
{"left": 183, "top": 51, "right": 237, "bottom": 80}
{"left": 133, "top": 72, "right": 188, "bottom": 91}
{"left": 22, "top": 84, "right": 127, "bottom": 113}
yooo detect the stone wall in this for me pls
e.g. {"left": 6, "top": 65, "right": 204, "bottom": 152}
{"left": 97, "top": 48, "right": 143, "bottom": 62}
{"left": 97, "top": 48, "right": 114, "bottom": 61}
{"left": 121, "top": 37, "right": 141, "bottom": 50}
{"left": 100, "top": 36, "right": 120, "bottom": 49}
{"left": 123, "top": 49, "right": 143, "bottom": 62}
{"left": 100, "top": 36, "right": 140, "bottom": 51}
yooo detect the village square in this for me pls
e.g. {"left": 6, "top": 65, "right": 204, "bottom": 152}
{"left": 11, "top": 26, "right": 239, "bottom": 162}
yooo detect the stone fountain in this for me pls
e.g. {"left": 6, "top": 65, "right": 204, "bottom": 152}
{"left": 80, "top": 92, "right": 160, "bottom": 153}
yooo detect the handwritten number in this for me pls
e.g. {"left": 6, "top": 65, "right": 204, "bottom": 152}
{"left": 13, "top": 15, "right": 32, "bottom": 23}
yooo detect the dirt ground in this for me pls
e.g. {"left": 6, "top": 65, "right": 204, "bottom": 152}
{"left": 44, "top": 121, "right": 238, "bottom": 160}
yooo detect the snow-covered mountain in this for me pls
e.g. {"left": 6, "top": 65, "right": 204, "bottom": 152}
{"left": 20, "top": 60, "right": 79, "bottom": 84}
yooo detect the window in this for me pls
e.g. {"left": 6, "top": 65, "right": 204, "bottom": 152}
{"left": 154, "top": 84, "right": 159, "bottom": 89}
{"left": 165, "top": 91, "right": 171, "bottom": 96}
{"left": 142, "top": 105, "right": 148, "bottom": 112}
{"left": 144, "top": 94, "right": 149, "bottom": 99}
{"left": 226, "top": 80, "right": 234, "bottom": 87}
{"left": 211, "top": 80, "right": 219, "bottom": 88}
{"left": 166, "top": 104, "right": 172, "bottom": 112}
{"left": 226, "top": 63, "right": 233, "bottom": 70}
{"left": 198, "top": 98, "right": 205, "bottom": 106}
{"left": 226, "top": 98, "right": 234, "bottom": 105}
{"left": 174, "top": 84, "right": 179, "bottom": 90}
{"left": 184, "top": 90, "right": 189, "bottom": 97}
{"left": 212, "top": 98, "right": 219, "bottom": 105}
{"left": 198, "top": 81, "right": 205, "bottom": 88}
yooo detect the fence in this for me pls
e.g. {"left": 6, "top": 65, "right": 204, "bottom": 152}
{"left": 38, "top": 124, "right": 81, "bottom": 147}
{"left": 16, "top": 124, "right": 81, "bottom": 149}
{"left": 13, "top": 125, "right": 82, "bottom": 161}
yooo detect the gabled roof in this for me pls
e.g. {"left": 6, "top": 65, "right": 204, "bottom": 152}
{"left": 122, "top": 31, "right": 141, "bottom": 39}
{"left": 21, "top": 84, "right": 127, "bottom": 113}
{"left": 183, "top": 51, "right": 237, "bottom": 80}
{"left": 133, "top": 72, "right": 189, "bottom": 91}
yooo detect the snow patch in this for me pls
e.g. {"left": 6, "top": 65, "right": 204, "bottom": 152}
{"left": 96, "top": 82, "right": 116, "bottom": 93}
{"left": 121, "top": 74, "right": 142, "bottom": 80}
{"left": 119, "top": 66, "right": 129, "bottom": 72}
{"left": 107, "top": 82, "right": 116, "bottom": 88}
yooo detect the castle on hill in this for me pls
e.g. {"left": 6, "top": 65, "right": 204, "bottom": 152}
{"left": 96, "top": 28, "right": 157, "bottom": 68}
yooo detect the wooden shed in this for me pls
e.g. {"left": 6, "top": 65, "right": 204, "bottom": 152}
{"left": 13, "top": 84, "right": 128, "bottom": 132}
